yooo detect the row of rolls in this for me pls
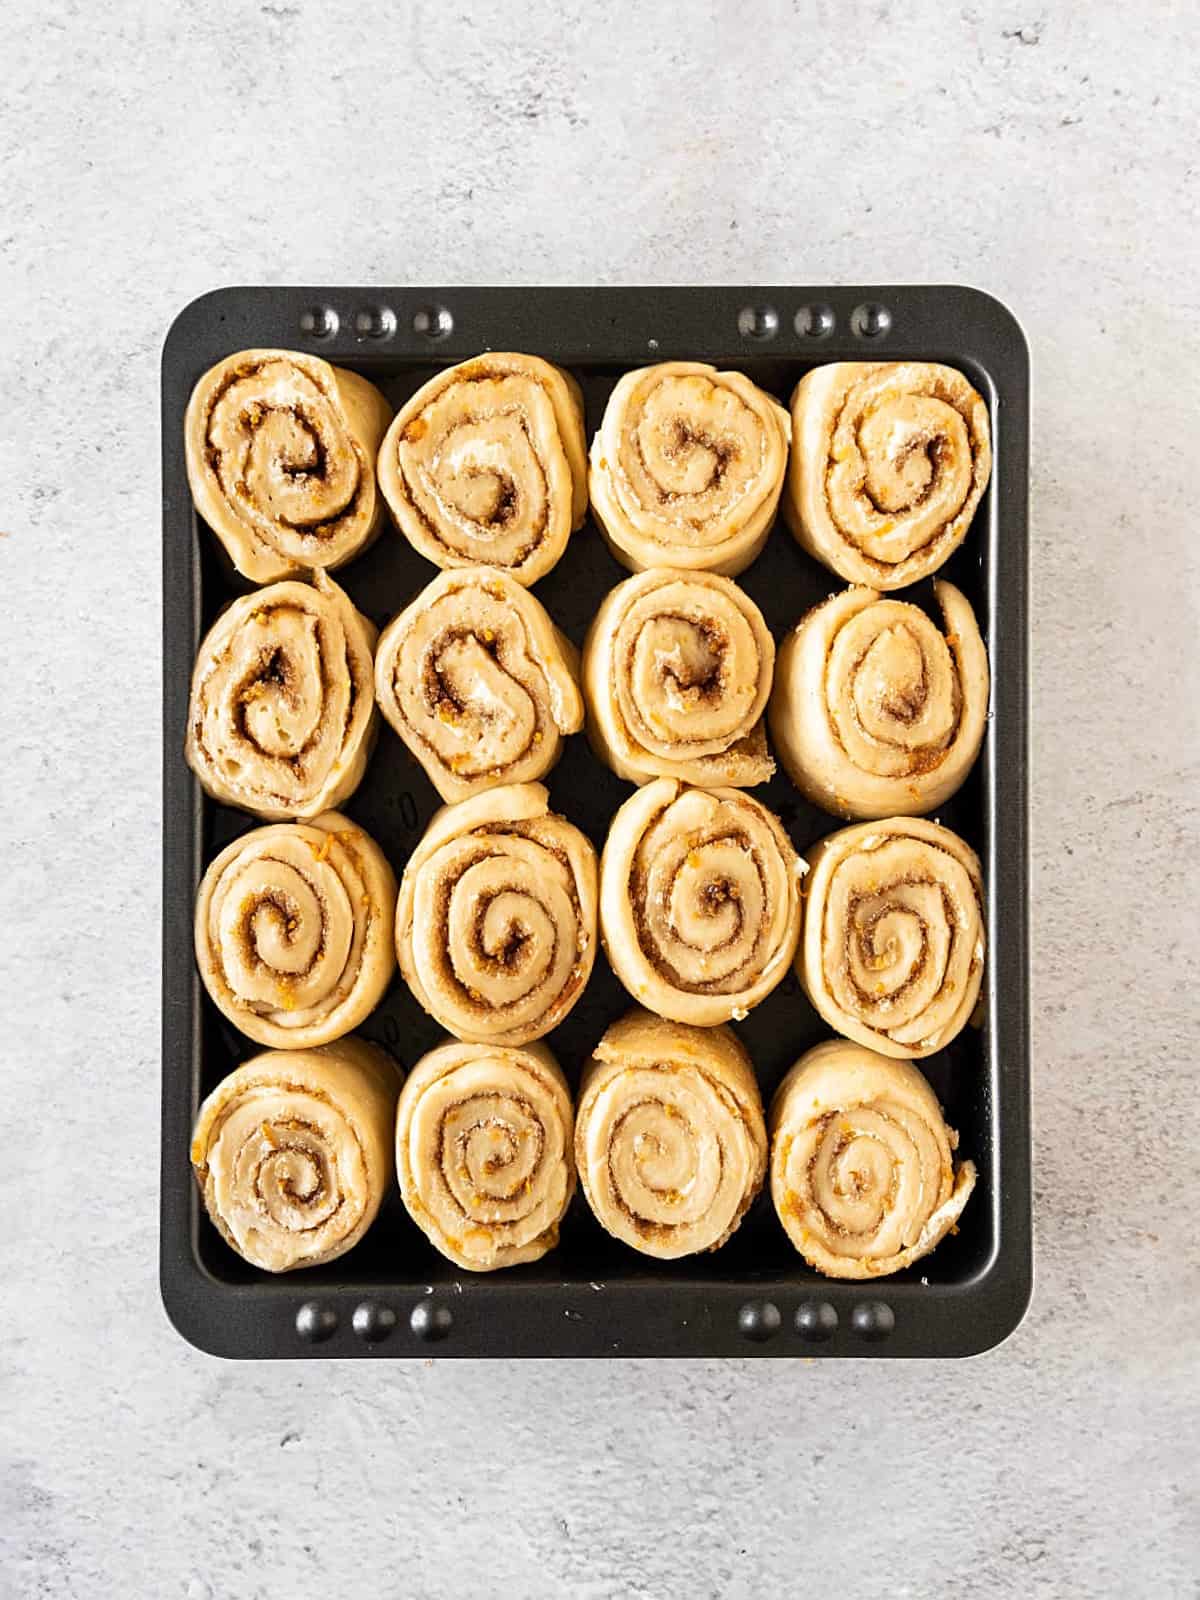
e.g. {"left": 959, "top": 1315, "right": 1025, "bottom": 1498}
{"left": 193, "top": 1016, "right": 975, "bottom": 1280}
{"left": 186, "top": 560, "right": 989, "bottom": 822}
{"left": 186, "top": 348, "right": 991, "bottom": 590}
{"left": 195, "top": 797, "right": 984, "bottom": 1061}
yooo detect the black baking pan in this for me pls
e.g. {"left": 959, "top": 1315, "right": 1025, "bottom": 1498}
{"left": 161, "top": 285, "right": 1031, "bottom": 1359}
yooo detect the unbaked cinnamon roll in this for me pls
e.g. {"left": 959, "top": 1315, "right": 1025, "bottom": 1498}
{"left": 395, "top": 784, "right": 598, "bottom": 1045}
{"left": 191, "top": 1036, "right": 401, "bottom": 1273}
{"left": 185, "top": 572, "right": 377, "bottom": 822}
{"left": 784, "top": 362, "right": 992, "bottom": 588}
{"left": 185, "top": 348, "right": 392, "bottom": 583}
{"left": 770, "top": 1040, "right": 976, "bottom": 1278}
{"left": 600, "top": 779, "right": 804, "bottom": 1025}
{"left": 583, "top": 568, "right": 775, "bottom": 786}
{"left": 575, "top": 1009, "right": 766, "bottom": 1259}
{"left": 589, "top": 362, "right": 790, "bottom": 575}
{"left": 378, "top": 353, "right": 587, "bottom": 585}
{"left": 799, "top": 817, "right": 984, "bottom": 1058}
{"left": 769, "top": 580, "right": 988, "bottom": 818}
{"left": 395, "top": 1038, "right": 574, "bottom": 1271}
{"left": 195, "top": 813, "right": 397, "bottom": 1049}
{"left": 374, "top": 566, "right": 583, "bottom": 802}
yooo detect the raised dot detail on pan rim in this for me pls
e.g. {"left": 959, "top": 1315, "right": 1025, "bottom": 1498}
{"left": 352, "top": 1302, "right": 398, "bottom": 1343}
{"left": 737, "top": 304, "right": 780, "bottom": 341}
{"left": 795, "top": 1300, "right": 839, "bottom": 1340}
{"left": 794, "top": 302, "right": 836, "bottom": 338}
{"left": 413, "top": 304, "right": 454, "bottom": 339}
{"left": 299, "top": 305, "right": 338, "bottom": 339}
{"left": 410, "top": 1301, "right": 453, "bottom": 1341}
{"left": 294, "top": 1301, "right": 338, "bottom": 1342}
{"left": 737, "top": 1299, "right": 782, "bottom": 1341}
{"left": 850, "top": 1300, "right": 896, "bottom": 1340}
{"left": 354, "top": 305, "right": 397, "bottom": 340}
{"left": 850, "top": 302, "right": 892, "bottom": 339}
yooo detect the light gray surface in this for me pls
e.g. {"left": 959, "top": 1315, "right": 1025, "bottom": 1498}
{"left": 2, "top": 2, "right": 1197, "bottom": 1595}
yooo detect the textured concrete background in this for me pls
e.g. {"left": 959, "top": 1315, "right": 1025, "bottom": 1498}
{"left": 2, "top": 1, "right": 1197, "bottom": 1595}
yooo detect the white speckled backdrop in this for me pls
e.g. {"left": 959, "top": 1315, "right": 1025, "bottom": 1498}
{"left": 3, "top": 1, "right": 1197, "bottom": 1594}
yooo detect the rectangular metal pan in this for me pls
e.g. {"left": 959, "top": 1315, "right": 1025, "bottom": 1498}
{"left": 161, "top": 285, "right": 1030, "bottom": 1358}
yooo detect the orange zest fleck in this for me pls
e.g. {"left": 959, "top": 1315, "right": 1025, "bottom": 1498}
{"left": 306, "top": 832, "right": 335, "bottom": 864}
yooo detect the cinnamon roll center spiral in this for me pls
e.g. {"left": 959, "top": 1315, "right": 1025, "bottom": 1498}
{"left": 207, "top": 359, "right": 365, "bottom": 542}
{"left": 608, "top": 1084, "right": 726, "bottom": 1230}
{"left": 203, "top": 829, "right": 376, "bottom": 1032}
{"left": 416, "top": 837, "right": 579, "bottom": 1023}
{"left": 826, "top": 840, "right": 976, "bottom": 1033}
{"left": 622, "top": 604, "right": 762, "bottom": 754}
{"left": 404, "top": 595, "right": 543, "bottom": 779}
{"left": 232, "top": 610, "right": 345, "bottom": 763}
{"left": 398, "top": 1048, "right": 574, "bottom": 1267}
{"left": 786, "top": 1102, "right": 944, "bottom": 1258}
{"left": 635, "top": 804, "right": 790, "bottom": 995}
{"left": 441, "top": 1094, "right": 546, "bottom": 1215}
{"left": 398, "top": 378, "right": 556, "bottom": 567}
{"left": 629, "top": 375, "right": 769, "bottom": 525}
{"left": 214, "top": 1090, "right": 364, "bottom": 1238}
{"left": 828, "top": 376, "right": 983, "bottom": 565}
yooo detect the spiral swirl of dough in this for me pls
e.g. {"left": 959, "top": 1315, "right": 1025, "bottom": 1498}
{"left": 575, "top": 1009, "right": 766, "bottom": 1260}
{"left": 190, "top": 1037, "right": 401, "bottom": 1273}
{"left": 583, "top": 568, "right": 775, "bottom": 786}
{"left": 396, "top": 1038, "right": 574, "bottom": 1271}
{"left": 769, "top": 580, "right": 988, "bottom": 818}
{"left": 589, "top": 362, "right": 791, "bottom": 575}
{"left": 770, "top": 1039, "right": 976, "bottom": 1278}
{"left": 374, "top": 566, "right": 583, "bottom": 802}
{"left": 185, "top": 572, "right": 377, "bottom": 822}
{"left": 799, "top": 817, "right": 985, "bottom": 1058}
{"left": 184, "top": 348, "right": 392, "bottom": 583}
{"left": 395, "top": 784, "right": 598, "bottom": 1046}
{"left": 195, "top": 813, "right": 397, "bottom": 1049}
{"left": 784, "top": 361, "right": 991, "bottom": 588}
{"left": 600, "top": 779, "right": 804, "bottom": 1025}
{"left": 378, "top": 353, "right": 588, "bottom": 585}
